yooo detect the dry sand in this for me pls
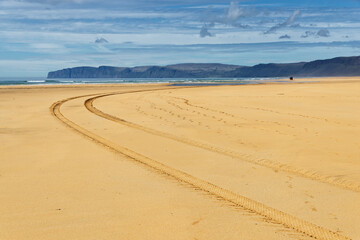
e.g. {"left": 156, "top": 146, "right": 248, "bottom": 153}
{"left": 0, "top": 77, "right": 359, "bottom": 240}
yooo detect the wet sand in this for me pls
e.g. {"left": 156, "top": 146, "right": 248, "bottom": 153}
{"left": 0, "top": 77, "right": 359, "bottom": 240}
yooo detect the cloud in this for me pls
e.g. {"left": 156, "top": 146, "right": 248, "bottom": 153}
{"left": 290, "top": 23, "right": 301, "bottom": 28}
{"left": 14, "top": 0, "right": 88, "bottom": 5}
{"left": 225, "top": 1, "right": 249, "bottom": 23}
{"left": 301, "top": 30, "right": 315, "bottom": 38}
{"left": 279, "top": 34, "right": 291, "bottom": 39}
{"left": 199, "top": 1, "right": 253, "bottom": 37}
{"left": 200, "top": 23, "right": 214, "bottom": 38}
{"left": 95, "top": 37, "right": 109, "bottom": 43}
{"left": 3, "top": 40, "right": 360, "bottom": 77}
{"left": 317, "top": 28, "right": 330, "bottom": 37}
{"left": 301, "top": 29, "right": 330, "bottom": 38}
{"left": 265, "top": 10, "right": 301, "bottom": 34}
{"left": 220, "top": 1, "right": 254, "bottom": 27}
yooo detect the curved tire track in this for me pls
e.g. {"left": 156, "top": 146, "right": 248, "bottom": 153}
{"left": 51, "top": 91, "right": 350, "bottom": 240}
{"left": 85, "top": 93, "right": 360, "bottom": 193}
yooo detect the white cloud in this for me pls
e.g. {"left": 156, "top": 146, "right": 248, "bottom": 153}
{"left": 265, "top": 10, "right": 301, "bottom": 34}
{"left": 199, "top": 1, "right": 254, "bottom": 36}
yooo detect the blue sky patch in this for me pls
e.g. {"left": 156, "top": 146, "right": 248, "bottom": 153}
{"left": 0, "top": 0, "right": 360, "bottom": 76}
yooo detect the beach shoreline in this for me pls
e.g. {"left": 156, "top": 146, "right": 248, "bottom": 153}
{"left": 2, "top": 76, "right": 360, "bottom": 89}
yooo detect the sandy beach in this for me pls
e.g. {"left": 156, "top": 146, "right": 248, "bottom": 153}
{"left": 0, "top": 77, "right": 359, "bottom": 240}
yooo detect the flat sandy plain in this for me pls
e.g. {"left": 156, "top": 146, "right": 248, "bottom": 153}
{"left": 0, "top": 77, "right": 359, "bottom": 240}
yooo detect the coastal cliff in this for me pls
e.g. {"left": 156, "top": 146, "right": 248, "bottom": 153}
{"left": 48, "top": 56, "right": 360, "bottom": 78}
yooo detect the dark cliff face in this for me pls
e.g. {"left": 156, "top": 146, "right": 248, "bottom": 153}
{"left": 47, "top": 56, "right": 360, "bottom": 78}
{"left": 47, "top": 63, "right": 238, "bottom": 78}
{"left": 298, "top": 56, "right": 360, "bottom": 76}
{"left": 228, "top": 63, "right": 305, "bottom": 77}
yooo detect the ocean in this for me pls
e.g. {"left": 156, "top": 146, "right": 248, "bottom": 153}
{"left": 0, "top": 77, "right": 284, "bottom": 86}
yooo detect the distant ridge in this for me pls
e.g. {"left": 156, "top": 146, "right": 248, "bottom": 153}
{"left": 48, "top": 56, "right": 360, "bottom": 78}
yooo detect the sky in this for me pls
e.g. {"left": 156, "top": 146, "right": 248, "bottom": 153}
{"left": 1, "top": 0, "right": 360, "bottom": 77}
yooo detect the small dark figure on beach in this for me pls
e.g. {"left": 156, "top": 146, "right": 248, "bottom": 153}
{"left": 289, "top": 76, "right": 294, "bottom": 80}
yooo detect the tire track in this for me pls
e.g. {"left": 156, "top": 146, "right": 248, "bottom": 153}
{"left": 177, "top": 95, "right": 353, "bottom": 128}
{"left": 52, "top": 91, "right": 350, "bottom": 240}
{"left": 86, "top": 93, "right": 360, "bottom": 194}
{"left": 168, "top": 96, "right": 306, "bottom": 130}
{"left": 162, "top": 96, "right": 297, "bottom": 136}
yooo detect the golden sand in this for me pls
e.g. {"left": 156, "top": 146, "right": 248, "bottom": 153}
{"left": 0, "top": 77, "right": 359, "bottom": 240}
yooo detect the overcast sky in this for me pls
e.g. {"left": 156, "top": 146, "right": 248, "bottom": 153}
{"left": 1, "top": 0, "right": 360, "bottom": 76}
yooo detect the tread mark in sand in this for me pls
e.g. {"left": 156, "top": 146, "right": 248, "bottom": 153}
{"left": 51, "top": 88, "right": 351, "bottom": 240}
{"left": 85, "top": 92, "right": 360, "bottom": 194}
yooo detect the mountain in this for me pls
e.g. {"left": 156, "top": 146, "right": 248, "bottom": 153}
{"left": 47, "top": 63, "right": 240, "bottom": 78}
{"left": 47, "top": 56, "right": 360, "bottom": 78}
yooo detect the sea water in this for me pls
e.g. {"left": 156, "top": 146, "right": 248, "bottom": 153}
{"left": 0, "top": 77, "right": 284, "bottom": 86}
